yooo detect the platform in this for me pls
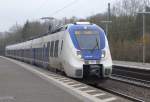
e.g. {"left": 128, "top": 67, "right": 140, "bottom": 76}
{"left": 113, "top": 60, "right": 150, "bottom": 70}
{"left": 0, "top": 57, "right": 82, "bottom": 102}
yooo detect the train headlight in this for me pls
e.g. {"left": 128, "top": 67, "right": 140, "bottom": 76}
{"left": 101, "top": 50, "right": 106, "bottom": 58}
{"left": 76, "top": 51, "right": 82, "bottom": 58}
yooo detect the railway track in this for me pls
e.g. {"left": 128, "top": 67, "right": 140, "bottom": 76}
{"left": 96, "top": 85, "right": 145, "bottom": 102}
{"left": 75, "top": 65, "right": 150, "bottom": 102}
{"left": 49, "top": 65, "right": 150, "bottom": 102}
{"left": 112, "top": 65, "right": 150, "bottom": 86}
{"left": 53, "top": 72, "right": 146, "bottom": 102}
{"left": 78, "top": 79, "right": 145, "bottom": 102}
{"left": 111, "top": 74, "right": 150, "bottom": 89}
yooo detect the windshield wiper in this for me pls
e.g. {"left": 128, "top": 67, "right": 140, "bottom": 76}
{"left": 90, "top": 38, "right": 99, "bottom": 53}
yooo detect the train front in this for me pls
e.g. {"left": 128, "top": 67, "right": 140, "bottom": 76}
{"left": 67, "top": 22, "right": 112, "bottom": 78}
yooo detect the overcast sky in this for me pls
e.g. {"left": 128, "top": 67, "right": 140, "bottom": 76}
{"left": 0, "top": 0, "right": 115, "bottom": 32}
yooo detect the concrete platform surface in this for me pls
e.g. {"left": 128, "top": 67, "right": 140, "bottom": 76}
{"left": 0, "top": 57, "right": 82, "bottom": 102}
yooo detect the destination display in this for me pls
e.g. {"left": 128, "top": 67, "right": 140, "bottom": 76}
{"left": 75, "top": 30, "right": 98, "bottom": 35}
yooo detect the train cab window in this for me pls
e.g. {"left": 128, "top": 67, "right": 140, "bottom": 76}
{"left": 50, "top": 41, "right": 54, "bottom": 57}
{"left": 54, "top": 40, "right": 59, "bottom": 57}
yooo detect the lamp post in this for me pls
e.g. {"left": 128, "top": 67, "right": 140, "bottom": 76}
{"left": 137, "top": 12, "right": 150, "bottom": 63}
{"left": 101, "top": 21, "right": 112, "bottom": 36}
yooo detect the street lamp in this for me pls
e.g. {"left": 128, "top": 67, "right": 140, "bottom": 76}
{"left": 136, "top": 12, "right": 150, "bottom": 63}
{"left": 101, "top": 3, "right": 112, "bottom": 37}
{"left": 101, "top": 21, "right": 112, "bottom": 36}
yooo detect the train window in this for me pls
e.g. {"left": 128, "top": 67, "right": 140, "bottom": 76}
{"left": 49, "top": 42, "right": 51, "bottom": 57}
{"left": 50, "top": 41, "right": 54, "bottom": 57}
{"left": 60, "top": 40, "right": 63, "bottom": 55}
{"left": 47, "top": 42, "right": 50, "bottom": 60}
{"left": 35, "top": 48, "right": 37, "bottom": 59}
{"left": 61, "top": 40, "right": 63, "bottom": 50}
{"left": 43, "top": 45, "right": 45, "bottom": 60}
{"left": 54, "top": 40, "right": 59, "bottom": 57}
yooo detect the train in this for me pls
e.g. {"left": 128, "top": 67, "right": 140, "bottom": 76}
{"left": 5, "top": 22, "right": 112, "bottom": 79}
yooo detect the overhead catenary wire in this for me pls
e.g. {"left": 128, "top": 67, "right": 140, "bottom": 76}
{"left": 25, "top": 0, "right": 50, "bottom": 20}
{"left": 37, "top": 0, "right": 79, "bottom": 27}
{"left": 38, "top": 0, "right": 49, "bottom": 9}
{"left": 49, "top": 0, "right": 79, "bottom": 16}
{"left": 34, "top": 0, "right": 49, "bottom": 14}
{"left": 41, "top": 0, "right": 79, "bottom": 29}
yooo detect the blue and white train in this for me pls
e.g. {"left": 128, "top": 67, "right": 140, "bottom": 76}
{"left": 5, "top": 22, "right": 112, "bottom": 79}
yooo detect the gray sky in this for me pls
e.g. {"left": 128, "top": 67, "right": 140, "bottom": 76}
{"left": 0, "top": 0, "right": 115, "bottom": 32}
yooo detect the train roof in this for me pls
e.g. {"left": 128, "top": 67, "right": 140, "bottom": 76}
{"left": 6, "top": 22, "right": 103, "bottom": 48}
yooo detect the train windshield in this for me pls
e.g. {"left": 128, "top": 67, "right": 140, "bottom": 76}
{"left": 75, "top": 30, "right": 100, "bottom": 50}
